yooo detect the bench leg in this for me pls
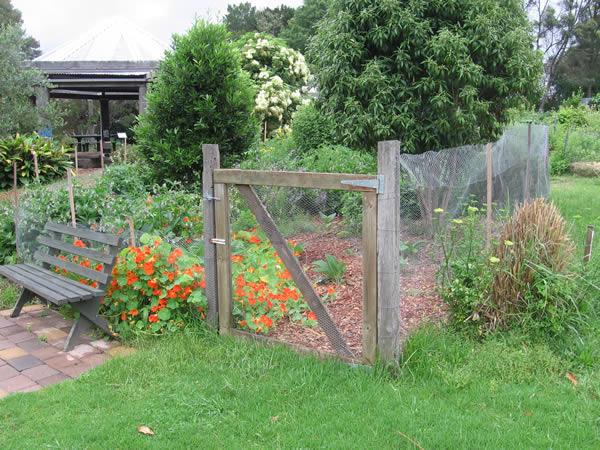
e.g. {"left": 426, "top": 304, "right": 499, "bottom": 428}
{"left": 64, "top": 298, "right": 112, "bottom": 352}
{"left": 10, "top": 289, "right": 34, "bottom": 318}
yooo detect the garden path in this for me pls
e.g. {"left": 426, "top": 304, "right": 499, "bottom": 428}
{"left": 0, "top": 304, "right": 131, "bottom": 397}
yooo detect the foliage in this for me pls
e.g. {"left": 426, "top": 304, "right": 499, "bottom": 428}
{"left": 313, "top": 254, "right": 346, "bottom": 283}
{"left": 224, "top": 2, "right": 295, "bottom": 37}
{"left": 236, "top": 33, "right": 310, "bottom": 137}
{"left": 279, "top": 0, "right": 330, "bottom": 53}
{"left": 135, "top": 21, "right": 258, "bottom": 183}
{"left": 230, "top": 230, "right": 318, "bottom": 333}
{"left": 309, "top": 0, "right": 543, "bottom": 153}
{"left": 106, "top": 234, "right": 207, "bottom": 336}
{"left": 0, "top": 25, "right": 48, "bottom": 137}
{"left": 437, "top": 200, "right": 593, "bottom": 339}
{"left": 0, "top": 0, "right": 40, "bottom": 58}
{"left": 291, "top": 102, "right": 335, "bottom": 153}
{"left": 0, "top": 200, "right": 16, "bottom": 264}
{"left": 0, "top": 133, "right": 71, "bottom": 187}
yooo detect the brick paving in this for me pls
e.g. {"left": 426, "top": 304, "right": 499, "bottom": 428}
{"left": 0, "top": 305, "right": 130, "bottom": 398}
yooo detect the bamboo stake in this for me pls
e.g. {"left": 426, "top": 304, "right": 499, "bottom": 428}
{"left": 127, "top": 217, "right": 136, "bottom": 247}
{"left": 32, "top": 151, "right": 39, "bottom": 182}
{"left": 66, "top": 168, "right": 76, "bottom": 227}
{"left": 485, "top": 143, "right": 493, "bottom": 250}
{"left": 584, "top": 225, "right": 595, "bottom": 264}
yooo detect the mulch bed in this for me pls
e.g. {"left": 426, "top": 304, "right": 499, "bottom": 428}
{"left": 267, "top": 228, "right": 447, "bottom": 359}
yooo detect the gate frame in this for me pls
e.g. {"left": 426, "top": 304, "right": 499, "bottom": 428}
{"left": 202, "top": 142, "right": 402, "bottom": 364}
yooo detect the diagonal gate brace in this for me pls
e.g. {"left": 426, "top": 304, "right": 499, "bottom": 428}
{"left": 236, "top": 185, "right": 355, "bottom": 359}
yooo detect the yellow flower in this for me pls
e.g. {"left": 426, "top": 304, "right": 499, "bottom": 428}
{"left": 452, "top": 219, "right": 464, "bottom": 224}
{"left": 489, "top": 256, "right": 500, "bottom": 264}
{"left": 504, "top": 240, "right": 514, "bottom": 247}
{"left": 467, "top": 206, "right": 479, "bottom": 213}
{"left": 434, "top": 208, "right": 444, "bottom": 214}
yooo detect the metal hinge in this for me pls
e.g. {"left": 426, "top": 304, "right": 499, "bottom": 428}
{"left": 340, "top": 175, "right": 384, "bottom": 193}
{"left": 210, "top": 238, "right": 226, "bottom": 245}
{"left": 203, "top": 192, "right": 220, "bottom": 201}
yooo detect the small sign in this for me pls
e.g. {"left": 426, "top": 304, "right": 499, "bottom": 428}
{"left": 117, "top": 132, "right": 128, "bottom": 139}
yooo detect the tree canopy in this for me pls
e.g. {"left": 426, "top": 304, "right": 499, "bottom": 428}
{"left": 309, "top": 0, "right": 543, "bottom": 153}
{"left": 279, "top": 0, "right": 330, "bottom": 53}
{"left": 224, "top": 3, "right": 295, "bottom": 38}
{"left": 0, "top": 0, "right": 40, "bottom": 59}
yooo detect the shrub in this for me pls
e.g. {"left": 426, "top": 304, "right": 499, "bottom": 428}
{"left": 105, "top": 234, "right": 207, "bottom": 335}
{"left": 135, "top": 21, "right": 258, "bottom": 184}
{"left": 0, "top": 133, "right": 71, "bottom": 188}
{"left": 236, "top": 33, "right": 310, "bottom": 137}
{"left": 308, "top": 0, "right": 543, "bottom": 152}
{"left": 291, "top": 102, "right": 335, "bottom": 153}
{"left": 0, "top": 201, "right": 16, "bottom": 264}
{"left": 557, "top": 106, "right": 588, "bottom": 127}
{"left": 438, "top": 200, "right": 587, "bottom": 339}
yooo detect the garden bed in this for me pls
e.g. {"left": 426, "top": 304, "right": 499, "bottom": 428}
{"left": 267, "top": 232, "right": 446, "bottom": 358}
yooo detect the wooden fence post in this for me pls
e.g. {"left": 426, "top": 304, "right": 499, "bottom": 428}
{"left": 584, "top": 225, "right": 595, "bottom": 264}
{"left": 362, "top": 191, "right": 378, "bottom": 363}
{"left": 203, "top": 144, "right": 220, "bottom": 328}
{"left": 66, "top": 168, "right": 76, "bottom": 227}
{"left": 377, "top": 140, "right": 402, "bottom": 362}
{"left": 214, "top": 183, "right": 232, "bottom": 335}
{"left": 486, "top": 143, "right": 493, "bottom": 249}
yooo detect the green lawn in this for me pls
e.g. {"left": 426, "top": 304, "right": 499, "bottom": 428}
{"left": 0, "top": 175, "right": 599, "bottom": 449}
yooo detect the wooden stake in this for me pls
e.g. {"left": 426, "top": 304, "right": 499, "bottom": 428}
{"left": 203, "top": 144, "right": 221, "bottom": 328}
{"left": 12, "top": 161, "right": 18, "bottom": 209}
{"left": 127, "top": 217, "right": 136, "bottom": 247}
{"left": 74, "top": 145, "right": 79, "bottom": 175}
{"left": 66, "top": 168, "right": 76, "bottom": 227}
{"left": 99, "top": 136, "right": 105, "bottom": 171}
{"left": 377, "top": 140, "right": 402, "bottom": 362}
{"left": 524, "top": 121, "right": 532, "bottom": 202}
{"left": 124, "top": 137, "right": 128, "bottom": 163}
{"left": 486, "top": 143, "right": 493, "bottom": 250}
{"left": 584, "top": 225, "right": 595, "bottom": 264}
{"left": 32, "top": 151, "right": 39, "bottom": 182}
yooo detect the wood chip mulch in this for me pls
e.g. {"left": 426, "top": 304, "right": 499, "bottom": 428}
{"left": 267, "top": 229, "right": 447, "bottom": 359}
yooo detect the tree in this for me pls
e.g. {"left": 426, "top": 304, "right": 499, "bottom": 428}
{"left": 554, "top": 3, "right": 600, "bottom": 100}
{"left": 526, "top": 0, "right": 593, "bottom": 109}
{"left": 135, "top": 22, "right": 258, "bottom": 183}
{"left": 0, "top": 0, "right": 40, "bottom": 59}
{"left": 309, "top": 0, "right": 543, "bottom": 153}
{"left": 223, "top": 3, "right": 295, "bottom": 37}
{"left": 0, "top": 25, "right": 47, "bottom": 137}
{"left": 279, "top": 0, "right": 330, "bottom": 52}
{"left": 223, "top": 2, "right": 258, "bottom": 37}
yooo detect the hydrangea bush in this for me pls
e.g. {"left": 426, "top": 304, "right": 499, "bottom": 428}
{"left": 237, "top": 33, "right": 311, "bottom": 137}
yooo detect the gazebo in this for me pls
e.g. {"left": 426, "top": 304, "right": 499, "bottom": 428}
{"left": 31, "top": 16, "right": 168, "bottom": 141}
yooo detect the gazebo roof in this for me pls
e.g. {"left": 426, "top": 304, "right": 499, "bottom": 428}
{"left": 32, "top": 16, "right": 168, "bottom": 74}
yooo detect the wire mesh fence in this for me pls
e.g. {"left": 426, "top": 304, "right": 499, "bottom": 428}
{"left": 229, "top": 184, "right": 366, "bottom": 358}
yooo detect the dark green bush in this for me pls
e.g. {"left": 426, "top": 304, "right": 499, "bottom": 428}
{"left": 0, "top": 133, "right": 71, "bottom": 188}
{"left": 308, "top": 0, "right": 543, "bottom": 152}
{"left": 135, "top": 21, "right": 258, "bottom": 184}
{"left": 291, "top": 103, "right": 336, "bottom": 153}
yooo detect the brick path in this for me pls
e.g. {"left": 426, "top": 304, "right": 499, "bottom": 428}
{"left": 0, "top": 304, "right": 130, "bottom": 398}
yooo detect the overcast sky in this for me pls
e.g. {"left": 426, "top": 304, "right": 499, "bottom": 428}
{"left": 12, "top": 0, "right": 304, "bottom": 53}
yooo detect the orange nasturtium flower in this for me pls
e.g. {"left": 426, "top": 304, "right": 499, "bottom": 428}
{"left": 129, "top": 309, "right": 139, "bottom": 317}
{"left": 307, "top": 311, "right": 317, "bottom": 321}
{"left": 248, "top": 235, "right": 261, "bottom": 244}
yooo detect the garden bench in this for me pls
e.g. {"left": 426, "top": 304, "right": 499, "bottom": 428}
{"left": 0, "top": 222, "right": 122, "bottom": 351}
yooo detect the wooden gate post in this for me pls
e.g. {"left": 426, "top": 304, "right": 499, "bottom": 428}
{"left": 377, "top": 141, "right": 402, "bottom": 362}
{"left": 202, "top": 144, "right": 220, "bottom": 328}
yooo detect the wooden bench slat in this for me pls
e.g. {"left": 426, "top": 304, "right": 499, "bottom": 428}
{"left": 0, "top": 266, "right": 69, "bottom": 304}
{"left": 37, "top": 236, "right": 115, "bottom": 265}
{"left": 45, "top": 222, "right": 121, "bottom": 247}
{"left": 34, "top": 251, "right": 109, "bottom": 284}
{"left": 8, "top": 265, "right": 88, "bottom": 302}
{"left": 20, "top": 264, "right": 100, "bottom": 299}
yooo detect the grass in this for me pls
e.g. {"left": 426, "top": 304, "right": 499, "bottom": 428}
{"left": 0, "top": 175, "right": 599, "bottom": 448}
{"left": 0, "top": 329, "right": 599, "bottom": 449}
{"left": 0, "top": 278, "right": 19, "bottom": 310}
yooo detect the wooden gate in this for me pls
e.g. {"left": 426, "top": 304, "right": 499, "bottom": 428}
{"left": 202, "top": 142, "right": 402, "bottom": 364}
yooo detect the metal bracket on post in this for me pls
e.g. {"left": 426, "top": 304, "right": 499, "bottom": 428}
{"left": 203, "top": 193, "right": 220, "bottom": 201}
{"left": 210, "top": 238, "right": 226, "bottom": 245}
{"left": 340, "top": 175, "right": 384, "bottom": 193}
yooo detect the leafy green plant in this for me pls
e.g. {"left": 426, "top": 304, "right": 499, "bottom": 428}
{"left": 313, "top": 254, "right": 346, "bottom": 283}
{"left": 318, "top": 212, "right": 336, "bottom": 232}
{"left": 0, "top": 133, "right": 71, "bottom": 188}
{"left": 291, "top": 102, "right": 335, "bottom": 153}
{"left": 135, "top": 21, "right": 258, "bottom": 184}
{"left": 308, "top": 0, "right": 543, "bottom": 153}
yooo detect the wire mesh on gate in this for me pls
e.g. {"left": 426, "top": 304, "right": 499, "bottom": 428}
{"left": 228, "top": 183, "right": 365, "bottom": 358}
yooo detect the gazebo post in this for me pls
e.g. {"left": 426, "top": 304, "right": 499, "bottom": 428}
{"left": 100, "top": 99, "right": 110, "bottom": 141}
{"left": 138, "top": 84, "right": 148, "bottom": 114}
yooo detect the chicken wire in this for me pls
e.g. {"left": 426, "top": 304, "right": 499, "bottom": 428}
{"left": 229, "top": 184, "right": 365, "bottom": 358}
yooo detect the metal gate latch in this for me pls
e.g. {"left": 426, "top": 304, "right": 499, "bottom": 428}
{"left": 340, "top": 175, "right": 384, "bottom": 193}
{"left": 210, "top": 238, "right": 226, "bottom": 245}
